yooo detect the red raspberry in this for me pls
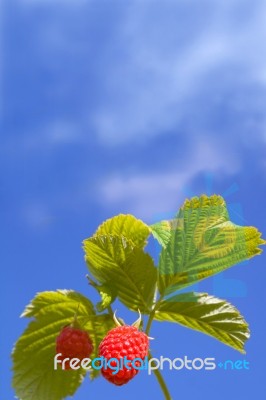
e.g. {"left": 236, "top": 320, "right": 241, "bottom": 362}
{"left": 56, "top": 326, "right": 93, "bottom": 370}
{"left": 99, "top": 325, "right": 149, "bottom": 385}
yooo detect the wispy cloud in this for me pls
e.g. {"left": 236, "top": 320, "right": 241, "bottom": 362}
{"left": 5, "top": 0, "right": 266, "bottom": 229}
{"left": 8, "top": 0, "right": 266, "bottom": 151}
{"left": 91, "top": 0, "right": 266, "bottom": 145}
{"left": 98, "top": 138, "right": 239, "bottom": 220}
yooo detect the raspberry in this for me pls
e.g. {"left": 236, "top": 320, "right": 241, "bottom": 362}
{"left": 99, "top": 325, "right": 149, "bottom": 386}
{"left": 56, "top": 326, "right": 93, "bottom": 370}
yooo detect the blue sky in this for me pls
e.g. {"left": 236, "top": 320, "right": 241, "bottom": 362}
{"left": 2, "top": 0, "right": 266, "bottom": 399}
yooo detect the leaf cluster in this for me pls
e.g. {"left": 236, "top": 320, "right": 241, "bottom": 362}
{"left": 12, "top": 195, "right": 265, "bottom": 399}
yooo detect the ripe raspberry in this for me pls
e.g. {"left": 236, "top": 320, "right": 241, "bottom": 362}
{"left": 56, "top": 326, "right": 93, "bottom": 370}
{"left": 99, "top": 325, "right": 149, "bottom": 386}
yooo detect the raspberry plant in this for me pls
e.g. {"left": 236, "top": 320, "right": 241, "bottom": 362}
{"left": 12, "top": 195, "right": 265, "bottom": 400}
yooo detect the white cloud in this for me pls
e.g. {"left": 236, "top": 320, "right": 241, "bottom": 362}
{"left": 92, "top": 1, "right": 266, "bottom": 145}
{"left": 98, "top": 138, "right": 239, "bottom": 220}
{"left": 11, "top": 0, "right": 266, "bottom": 152}
{"left": 2, "top": 119, "right": 80, "bottom": 155}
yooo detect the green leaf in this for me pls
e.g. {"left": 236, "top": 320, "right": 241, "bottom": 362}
{"left": 158, "top": 195, "right": 265, "bottom": 295}
{"left": 87, "top": 277, "right": 117, "bottom": 312}
{"left": 95, "top": 284, "right": 117, "bottom": 313}
{"left": 155, "top": 292, "right": 250, "bottom": 353}
{"left": 150, "top": 219, "right": 183, "bottom": 248}
{"left": 12, "top": 290, "right": 114, "bottom": 400}
{"left": 84, "top": 235, "right": 157, "bottom": 313}
{"left": 21, "top": 290, "right": 95, "bottom": 318}
{"left": 94, "top": 214, "right": 150, "bottom": 248}
{"left": 150, "top": 220, "right": 173, "bottom": 248}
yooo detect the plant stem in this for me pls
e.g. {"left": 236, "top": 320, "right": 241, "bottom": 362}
{"left": 145, "top": 295, "right": 171, "bottom": 400}
{"left": 145, "top": 292, "right": 162, "bottom": 336}
{"left": 148, "top": 352, "right": 172, "bottom": 400}
{"left": 107, "top": 305, "right": 114, "bottom": 318}
{"left": 145, "top": 309, "right": 156, "bottom": 335}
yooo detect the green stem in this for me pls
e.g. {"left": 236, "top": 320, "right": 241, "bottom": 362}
{"left": 145, "top": 292, "right": 162, "bottom": 336}
{"left": 145, "top": 295, "right": 171, "bottom": 400}
{"left": 107, "top": 305, "right": 113, "bottom": 318}
{"left": 148, "top": 352, "right": 172, "bottom": 400}
{"left": 145, "top": 308, "right": 156, "bottom": 335}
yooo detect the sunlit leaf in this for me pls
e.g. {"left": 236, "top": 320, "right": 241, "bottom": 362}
{"left": 12, "top": 290, "right": 113, "bottom": 400}
{"left": 84, "top": 235, "right": 157, "bottom": 313}
{"left": 158, "top": 195, "right": 265, "bottom": 295}
{"left": 155, "top": 292, "right": 250, "bottom": 353}
{"left": 95, "top": 214, "right": 150, "bottom": 248}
